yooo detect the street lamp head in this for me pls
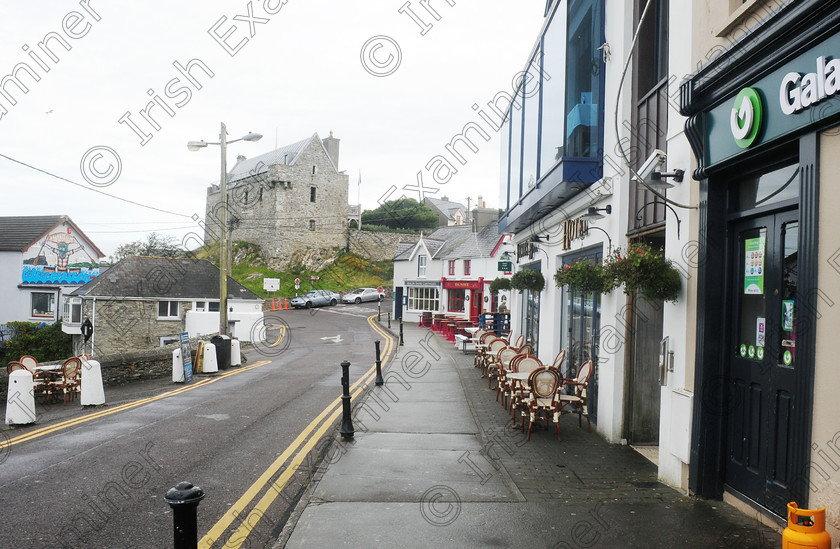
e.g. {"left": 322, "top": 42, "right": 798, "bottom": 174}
{"left": 187, "top": 140, "right": 207, "bottom": 151}
{"left": 242, "top": 132, "right": 262, "bottom": 142}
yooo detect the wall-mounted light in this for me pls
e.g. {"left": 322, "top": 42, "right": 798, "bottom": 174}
{"left": 648, "top": 169, "right": 685, "bottom": 190}
{"left": 581, "top": 205, "right": 611, "bottom": 220}
{"left": 531, "top": 234, "right": 550, "bottom": 243}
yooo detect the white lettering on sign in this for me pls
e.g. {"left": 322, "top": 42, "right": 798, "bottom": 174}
{"left": 780, "top": 55, "right": 840, "bottom": 115}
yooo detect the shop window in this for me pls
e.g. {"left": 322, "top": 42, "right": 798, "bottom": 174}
{"left": 407, "top": 287, "right": 440, "bottom": 311}
{"left": 448, "top": 260, "right": 455, "bottom": 276}
{"left": 564, "top": 0, "right": 602, "bottom": 159}
{"left": 158, "top": 301, "right": 180, "bottom": 320}
{"left": 732, "top": 163, "right": 800, "bottom": 212}
{"left": 448, "top": 289, "right": 466, "bottom": 312}
{"left": 464, "top": 260, "right": 471, "bottom": 276}
{"left": 31, "top": 292, "right": 55, "bottom": 318}
{"left": 418, "top": 255, "right": 427, "bottom": 277}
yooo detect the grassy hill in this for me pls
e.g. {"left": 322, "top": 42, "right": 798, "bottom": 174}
{"left": 194, "top": 242, "right": 393, "bottom": 298}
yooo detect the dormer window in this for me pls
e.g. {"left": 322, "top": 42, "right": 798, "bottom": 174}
{"left": 418, "top": 255, "right": 427, "bottom": 277}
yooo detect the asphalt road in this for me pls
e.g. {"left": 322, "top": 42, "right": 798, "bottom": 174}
{"left": 0, "top": 301, "right": 395, "bottom": 549}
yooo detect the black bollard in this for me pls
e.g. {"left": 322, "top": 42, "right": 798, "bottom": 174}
{"left": 387, "top": 312, "right": 391, "bottom": 329}
{"left": 377, "top": 301, "right": 381, "bottom": 322}
{"left": 164, "top": 481, "right": 205, "bottom": 549}
{"left": 340, "top": 360, "right": 354, "bottom": 440}
{"left": 399, "top": 318, "right": 404, "bottom": 346}
{"left": 374, "top": 340, "right": 383, "bottom": 386}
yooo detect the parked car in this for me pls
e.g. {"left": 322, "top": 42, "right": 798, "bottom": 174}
{"left": 342, "top": 287, "right": 385, "bottom": 304}
{"left": 290, "top": 289, "right": 340, "bottom": 309}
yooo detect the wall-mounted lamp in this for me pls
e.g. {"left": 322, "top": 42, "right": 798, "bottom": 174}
{"left": 648, "top": 169, "right": 685, "bottom": 190}
{"left": 581, "top": 205, "right": 612, "bottom": 220}
{"left": 635, "top": 199, "right": 682, "bottom": 239}
{"left": 531, "top": 234, "right": 550, "bottom": 243}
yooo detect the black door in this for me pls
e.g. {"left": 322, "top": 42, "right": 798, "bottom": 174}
{"left": 394, "top": 287, "right": 403, "bottom": 320}
{"left": 726, "top": 209, "right": 799, "bottom": 515}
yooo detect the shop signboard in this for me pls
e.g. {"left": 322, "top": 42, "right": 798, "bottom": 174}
{"left": 180, "top": 332, "right": 193, "bottom": 383}
{"left": 704, "top": 32, "right": 840, "bottom": 169}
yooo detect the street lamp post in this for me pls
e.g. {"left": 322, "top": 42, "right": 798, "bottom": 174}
{"left": 188, "top": 123, "right": 262, "bottom": 336}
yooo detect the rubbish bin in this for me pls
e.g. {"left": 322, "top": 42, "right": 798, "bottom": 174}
{"left": 210, "top": 335, "right": 231, "bottom": 370}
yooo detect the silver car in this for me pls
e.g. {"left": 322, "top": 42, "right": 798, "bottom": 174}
{"left": 290, "top": 289, "right": 340, "bottom": 308}
{"left": 342, "top": 287, "right": 385, "bottom": 304}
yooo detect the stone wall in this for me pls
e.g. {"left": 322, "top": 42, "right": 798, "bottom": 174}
{"left": 348, "top": 231, "right": 420, "bottom": 262}
{"left": 205, "top": 137, "right": 350, "bottom": 269}
{"left": 79, "top": 299, "right": 193, "bottom": 356}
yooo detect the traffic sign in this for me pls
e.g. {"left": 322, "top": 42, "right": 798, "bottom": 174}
{"left": 311, "top": 275, "right": 320, "bottom": 280}
{"left": 377, "top": 286, "right": 384, "bottom": 293}
{"left": 294, "top": 278, "right": 301, "bottom": 285}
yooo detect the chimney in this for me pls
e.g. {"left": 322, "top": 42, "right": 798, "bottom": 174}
{"left": 441, "top": 195, "right": 449, "bottom": 201}
{"left": 471, "top": 207, "right": 497, "bottom": 230}
{"left": 236, "top": 154, "right": 246, "bottom": 163}
{"left": 478, "top": 194, "right": 485, "bottom": 208}
{"left": 322, "top": 131, "right": 340, "bottom": 169}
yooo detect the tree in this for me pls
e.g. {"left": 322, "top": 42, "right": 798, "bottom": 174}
{"left": 111, "top": 232, "right": 183, "bottom": 262}
{"left": 361, "top": 198, "right": 439, "bottom": 230}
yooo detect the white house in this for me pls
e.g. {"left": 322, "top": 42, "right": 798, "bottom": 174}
{"left": 0, "top": 215, "right": 103, "bottom": 326}
{"left": 393, "top": 208, "right": 511, "bottom": 324}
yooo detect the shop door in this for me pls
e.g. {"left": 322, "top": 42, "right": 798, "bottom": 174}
{"left": 627, "top": 292, "right": 664, "bottom": 444}
{"left": 564, "top": 287, "right": 600, "bottom": 425}
{"left": 726, "top": 210, "right": 798, "bottom": 515}
{"left": 469, "top": 290, "right": 482, "bottom": 322}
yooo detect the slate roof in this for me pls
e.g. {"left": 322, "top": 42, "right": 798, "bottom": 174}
{"left": 0, "top": 215, "right": 104, "bottom": 257}
{"left": 424, "top": 197, "right": 466, "bottom": 222}
{"left": 70, "top": 256, "right": 260, "bottom": 300}
{"left": 394, "top": 221, "right": 501, "bottom": 261}
{"left": 225, "top": 133, "right": 335, "bottom": 185}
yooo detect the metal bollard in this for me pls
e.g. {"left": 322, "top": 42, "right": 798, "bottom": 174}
{"left": 340, "top": 360, "right": 354, "bottom": 440}
{"left": 164, "top": 481, "right": 205, "bottom": 549}
{"left": 387, "top": 312, "right": 391, "bottom": 329}
{"left": 374, "top": 340, "right": 384, "bottom": 386}
{"left": 377, "top": 301, "right": 381, "bottom": 321}
{"left": 399, "top": 318, "right": 404, "bottom": 346}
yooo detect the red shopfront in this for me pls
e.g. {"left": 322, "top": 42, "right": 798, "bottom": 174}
{"left": 441, "top": 277, "right": 484, "bottom": 322}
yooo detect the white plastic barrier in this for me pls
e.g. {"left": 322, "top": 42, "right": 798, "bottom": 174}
{"left": 231, "top": 339, "right": 242, "bottom": 367}
{"left": 202, "top": 343, "right": 218, "bottom": 373}
{"left": 80, "top": 357, "right": 105, "bottom": 406}
{"left": 172, "top": 348, "right": 185, "bottom": 382}
{"left": 6, "top": 370, "right": 36, "bottom": 425}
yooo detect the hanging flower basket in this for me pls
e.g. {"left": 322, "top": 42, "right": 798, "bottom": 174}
{"left": 554, "top": 260, "right": 611, "bottom": 294}
{"left": 603, "top": 243, "right": 681, "bottom": 303}
{"left": 510, "top": 270, "right": 545, "bottom": 293}
{"left": 489, "top": 277, "right": 512, "bottom": 294}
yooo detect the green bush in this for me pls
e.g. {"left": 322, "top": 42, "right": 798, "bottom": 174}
{"left": 3, "top": 321, "right": 73, "bottom": 366}
{"left": 510, "top": 270, "right": 545, "bottom": 292}
{"left": 603, "top": 243, "right": 682, "bottom": 303}
{"left": 489, "top": 277, "right": 512, "bottom": 294}
{"left": 555, "top": 260, "right": 611, "bottom": 293}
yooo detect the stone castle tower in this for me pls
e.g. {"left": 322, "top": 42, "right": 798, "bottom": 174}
{"left": 203, "top": 132, "right": 350, "bottom": 267}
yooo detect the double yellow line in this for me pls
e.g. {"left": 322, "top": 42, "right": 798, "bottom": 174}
{"left": 199, "top": 315, "right": 396, "bottom": 549}
{"left": 4, "top": 359, "right": 272, "bottom": 448}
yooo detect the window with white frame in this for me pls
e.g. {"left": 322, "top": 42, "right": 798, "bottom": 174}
{"left": 31, "top": 292, "right": 55, "bottom": 318}
{"left": 64, "top": 297, "right": 82, "bottom": 324}
{"left": 158, "top": 301, "right": 180, "bottom": 319}
{"left": 418, "top": 255, "right": 428, "bottom": 277}
{"left": 193, "top": 301, "right": 220, "bottom": 312}
{"left": 407, "top": 287, "right": 439, "bottom": 311}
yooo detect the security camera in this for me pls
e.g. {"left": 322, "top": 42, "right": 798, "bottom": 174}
{"left": 631, "top": 149, "right": 667, "bottom": 185}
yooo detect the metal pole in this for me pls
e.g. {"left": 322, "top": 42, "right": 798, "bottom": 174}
{"left": 387, "top": 312, "right": 391, "bottom": 329}
{"left": 377, "top": 301, "right": 381, "bottom": 322}
{"left": 374, "top": 340, "right": 383, "bottom": 386}
{"left": 219, "top": 122, "right": 229, "bottom": 336}
{"left": 399, "top": 318, "right": 404, "bottom": 346}
{"left": 340, "top": 360, "right": 354, "bottom": 439}
{"left": 164, "top": 482, "right": 205, "bottom": 549}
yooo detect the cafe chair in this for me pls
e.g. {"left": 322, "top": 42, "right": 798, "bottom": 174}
{"left": 516, "top": 343, "right": 533, "bottom": 355}
{"left": 48, "top": 357, "right": 83, "bottom": 405}
{"left": 524, "top": 367, "right": 563, "bottom": 441}
{"left": 9, "top": 359, "right": 50, "bottom": 403}
{"left": 494, "top": 347, "right": 520, "bottom": 403}
{"left": 549, "top": 350, "right": 567, "bottom": 371}
{"left": 483, "top": 338, "right": 508, "bottom": 381}
{"left": 558, "top": 360, "right": 594, "bottom": 433}
{"left": 509, "top": 355, "right": 544, "bottom": 420}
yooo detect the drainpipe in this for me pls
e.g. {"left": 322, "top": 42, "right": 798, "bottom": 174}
{"left": 91, "top": 297, "right": 96, "bottom": 358}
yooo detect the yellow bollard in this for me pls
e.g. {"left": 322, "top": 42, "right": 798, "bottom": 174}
{"left": 783, "top": 502, "right": 832, "bottom": 549}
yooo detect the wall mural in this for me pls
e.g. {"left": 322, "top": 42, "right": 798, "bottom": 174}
{"left": 21, "top": 227, "right": 100, "bottom": 285}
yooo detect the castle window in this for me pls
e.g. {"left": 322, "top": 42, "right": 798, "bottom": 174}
{"left": 312, "top": 165, "right": 317, "bottom": 175}
{"left": 243, "top": 190, "right": 249, "bottom": 204}
{"left": 310, "top": 186, "right": 316, "bottom": 202}
{"left": 259, "top": 188, "right": 263, "bottom": 201}
{"left": 309, "top": 220, "right": 316, "bottom": 231}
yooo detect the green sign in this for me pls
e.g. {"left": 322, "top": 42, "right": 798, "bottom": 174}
{"left": 748, "top": 345, "right": 756, "bottom": 358}
{"left": 704, "top": 32, "right": 840, "bottom": 169}
{"left": 498, "top": 261, "right": 512, "bottom": 272}
{"left": 744, "top": 237, "right": 765, "bottom": 295}
{"left": 757, "top": 347, "right": 765, "bottom": 360}
{"left": 783, "top": 350, "right": 793, "bottom": 366}
{"left": 740, "top": 344, "right": 747, "bottom": 357}
{"left": 731, "top": 87, "right": 763, "bottom": 149}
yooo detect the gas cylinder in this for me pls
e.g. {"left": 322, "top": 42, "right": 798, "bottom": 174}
{"left": 783, "top": 502, "right": 832, "bottom": 549}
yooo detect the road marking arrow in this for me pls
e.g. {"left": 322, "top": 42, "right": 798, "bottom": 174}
{"left": 320, "top": 334, "right": 343, "bottom": 343}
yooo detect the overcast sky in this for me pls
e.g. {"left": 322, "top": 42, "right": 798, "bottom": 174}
{"left": 1, "top": 1, "right": 545, "bottom": 257}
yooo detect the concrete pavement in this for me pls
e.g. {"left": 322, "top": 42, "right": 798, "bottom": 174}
{"left": 279, "top": 322, "right": 782, "bottom": 548}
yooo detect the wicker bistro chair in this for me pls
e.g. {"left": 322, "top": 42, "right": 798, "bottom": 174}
{"left": 482, "top": 339, "right": 508, "bottom": 382}
{"left": 9, "top": 359, "right": 50, "bottom": 403}
{"left": 494, "top": 347, "right": 520, "bottom": 404}
{"left": 549, "top": 350, "right": 567, "bottom": 371}
{"left": 558, "top": 360, "right": 594, "bottom": 432}
{"left": 475, "top": 333, "right": 498, "bottom": 371}
{"left": 524, "top": 367, "right": 563, "bottom": 441}
{"left": 48, "top": 357, "right": 83, "bottom": 405}
{"left": 470, "top": 329, "right": 488, "bottom": 367}
{"left": 508, "top": 355, "right": 545, "bottom": 421}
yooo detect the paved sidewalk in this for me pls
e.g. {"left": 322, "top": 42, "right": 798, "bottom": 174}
{"left": 281, "top": 323, "right": 781, "bottom": 548}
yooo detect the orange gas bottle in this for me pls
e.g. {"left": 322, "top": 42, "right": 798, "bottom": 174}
{"left": 783, "top": 502, "right": 832, "bottom": 549}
